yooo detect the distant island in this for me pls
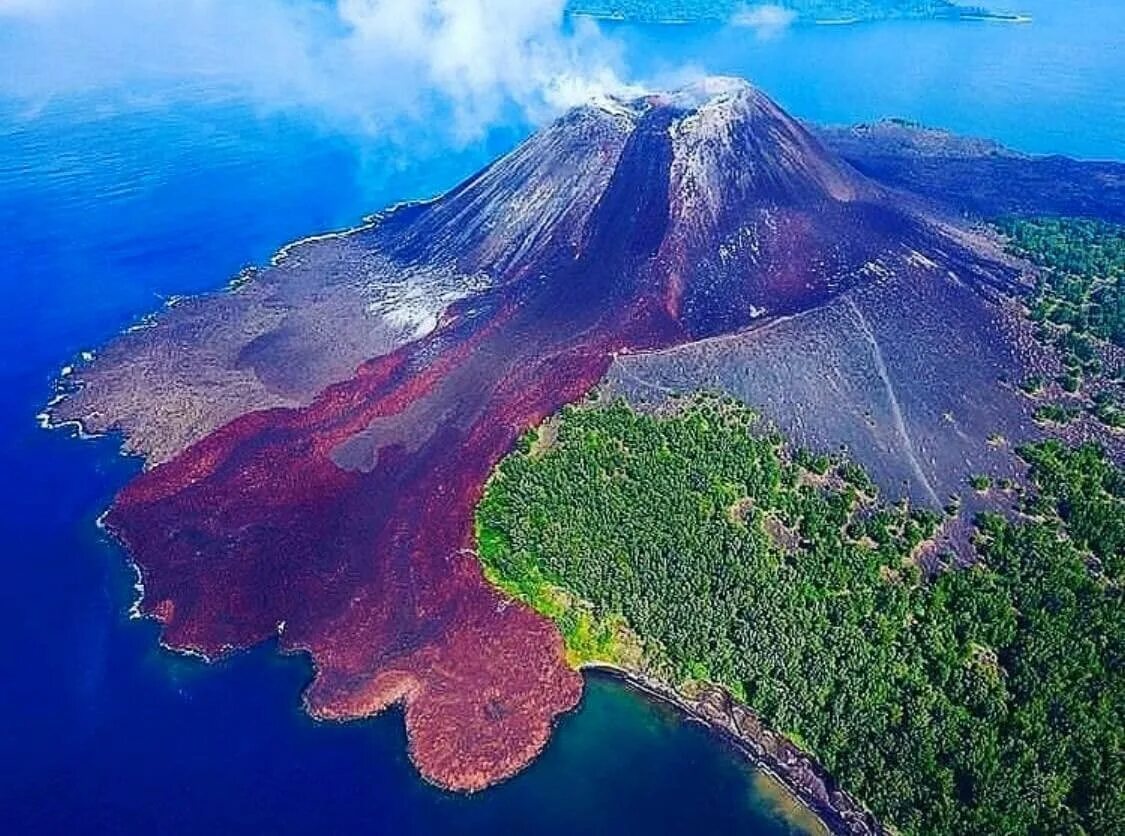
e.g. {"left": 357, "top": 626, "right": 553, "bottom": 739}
{"left": 46, "top": 79, "right": 1121, "bottom": 832}
{"left": 566, "top": 0, "right": 1031, "bottom": 25}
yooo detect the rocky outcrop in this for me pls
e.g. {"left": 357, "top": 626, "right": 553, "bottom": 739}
{"left": 691, "top": 685, "right": 880, "bottom": 835}
{"left": 816, "top": 119, "right": 1125, "bottom": 223}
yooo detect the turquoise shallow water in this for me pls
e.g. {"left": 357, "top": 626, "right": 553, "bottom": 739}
{"left": 1, "top": 4, "right": 1122, "bottom": 833}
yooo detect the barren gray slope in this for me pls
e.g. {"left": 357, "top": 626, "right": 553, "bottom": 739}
{"left": 605, "top": 242, "right": 1055, "bottom": 508}
{"left": 816, "top": 120, "right": 1125, "bottom": 223}
{"left": 45, "top": 105, "right": 638, "bottom": 465}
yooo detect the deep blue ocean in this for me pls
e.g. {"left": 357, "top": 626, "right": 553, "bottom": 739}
{"left": 2, "top": 2, "right": 1122, "bottom": 832}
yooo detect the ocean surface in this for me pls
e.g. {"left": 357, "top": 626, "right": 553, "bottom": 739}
{"left": 2, "top": 2, "right": 1122, "bottom": 832}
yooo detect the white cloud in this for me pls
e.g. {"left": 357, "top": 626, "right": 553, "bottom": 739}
{"left": 0, "top": 0, "right": 639, "bottom": 139}
{"left": 730, "top": 4, "right": 796, "bottom": 39}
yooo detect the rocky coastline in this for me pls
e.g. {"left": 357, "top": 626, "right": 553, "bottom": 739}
{"left": 587, "top": 664, "right": 882, "bottom": 836}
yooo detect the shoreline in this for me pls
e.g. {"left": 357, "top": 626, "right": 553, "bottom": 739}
{"left": 82, "top": 485, "right": 880, "bottom": 822}
{"left": 582, "top": 663, "right": 881, "bottom": 836}
{"left": 266, "top": 198, "right": 428, "bottom": 267}
{"left": 35, "top": 194, "right": 436, "bottom": 452}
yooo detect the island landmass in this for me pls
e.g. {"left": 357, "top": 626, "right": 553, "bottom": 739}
{"left": 44, "top": 79, "right": 1122, "bottom": 829}
{"left": 565, "top": 0, "right": 1030, "bottom": 26}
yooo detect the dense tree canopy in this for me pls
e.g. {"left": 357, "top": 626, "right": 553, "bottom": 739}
{"left": 998, "top": 216, "right": 1124, "bottom": 428}
{"left": 998, "top": 216, "right": 1124, "bottom": 350}
{"left": 476, "top": 397, "right": 1124, "bottom": 836}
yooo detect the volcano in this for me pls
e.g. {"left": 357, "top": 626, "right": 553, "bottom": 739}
{"left": 48, "top": 78, "right": 1048, "bottom": 790}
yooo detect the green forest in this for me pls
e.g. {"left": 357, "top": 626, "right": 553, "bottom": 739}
{"left": 998, "top": 216, "right": 1124, "bottom": 429}
{"left": 476, "top": 396, "right": 1123, "bottom": 836}
{"left": 998, "top": 216, "right": 1124, "bottom": 350}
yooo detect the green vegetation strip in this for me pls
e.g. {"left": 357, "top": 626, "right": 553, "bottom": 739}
{"left": 476, "top": 396, "right": 1123, "bottom": 836}
{"left": 999, "top": 216, "right": 1124, "bottom": 428}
